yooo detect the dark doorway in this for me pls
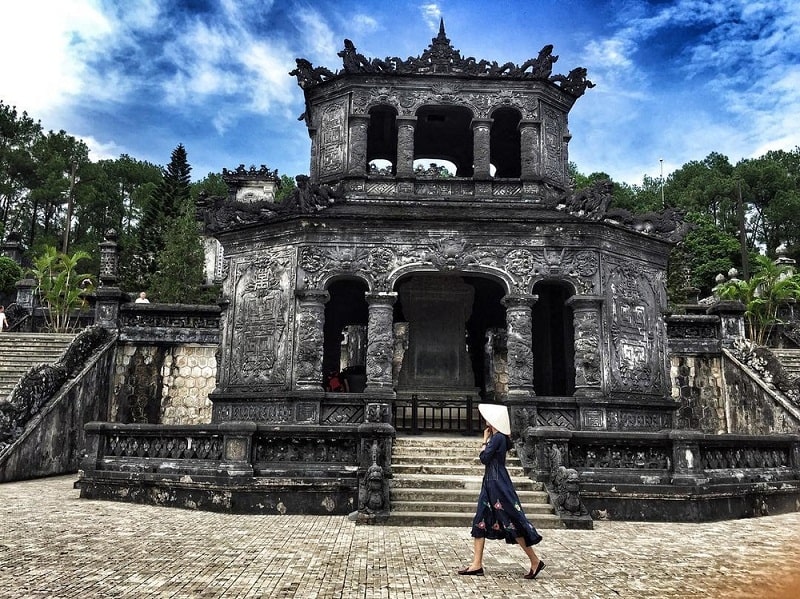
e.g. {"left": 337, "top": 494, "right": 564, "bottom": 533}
{"left": 323, "top": 279, "right": 368, "bottom": 390}
{"left": 532, "top": 281, "right": 575, "bottom": 396}
{"left": 393, "top": 274, "right": 505, "bottom": 399}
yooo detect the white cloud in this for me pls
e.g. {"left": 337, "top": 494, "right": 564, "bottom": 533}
{"left": 80, "top": 134, "right": 122, "bottom": 161}
{"left": 296, "top": 9, "right": 338, "bottom": 59}
{"left": 0, "top": 0, "right": 113, "bottom": 114}
{"left": 419, "top": 3, "right": 442, "bottom": 32}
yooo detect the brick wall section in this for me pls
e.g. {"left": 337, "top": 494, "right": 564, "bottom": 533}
{"left": 160, "top": 345, "right": 216, "bottom": 424}
{"left": 670, "top": 355, "right": 725, "bottom": 433}
{"left": 111, "top": 344, "right": 216, "bottom": 425}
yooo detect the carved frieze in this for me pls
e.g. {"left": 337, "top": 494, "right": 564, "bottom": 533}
{"left": 227, "top": 252, "right": 293, "bottom": 390}
{"left": 568, "top": 444, "right": 670, "bottom": 469}
{"left": 318, "top": 101, "right": 347, "bottom": 177}
{"left": 542, "top": 106, "right": 565, "bottom": 182}
{"left": 604, "top": 258, "right": 667, "bottom": 394}
{"left": 254, "top": 436, "right": 358, "bottom": 464}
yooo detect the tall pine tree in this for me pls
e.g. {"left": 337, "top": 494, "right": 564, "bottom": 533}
{"left": 132, "top": 144, "right": 191, "bottom": 290}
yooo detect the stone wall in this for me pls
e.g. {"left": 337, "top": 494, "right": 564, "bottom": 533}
{"left": 111, "top": 344, "right": 216, "bottom": 425}
{"left": 670, "top": 354, "right": 725, "bottom": 433}
{"left": 721, "top": 352, "right": 800, "bottom": 435}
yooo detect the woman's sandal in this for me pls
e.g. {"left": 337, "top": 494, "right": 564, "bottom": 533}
{"left": 457, "top": 567, "right": 485, "bottom": 576}
{"left": 523, "top": 560, "right": 546, "bottom": 579}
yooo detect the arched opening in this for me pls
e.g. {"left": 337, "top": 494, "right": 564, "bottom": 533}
{"left": 490, "top": 107, "right": 522, "bottom": 178}
{"left": 367, "top": 105, "right": 397, "bottom": 174}
{"left": 323, "top": 279, "right": 369, "bottom": 392}
{"left": 414, "top": 105, "right": 474, "bottom": 177}
{"left": 391, "top": 272, "right": 506, "bottom": 432}
{"left": 392, "top": 273, "right": 505, "bottom": 399}
{"left": 532, "top": 281, "right": 575, "bottom": 396}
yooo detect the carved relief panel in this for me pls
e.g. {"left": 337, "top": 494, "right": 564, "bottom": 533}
{"left": 542, "top": 106, "right": 566, "bottom": 183}
{"left": 604, "top": 257, "right": 668, "bottom": 395}
{"left": 317, "top": 100, "right": 348, "bottom": 179}
{"left": 225, "top": 249, "right": 294, "bottom": 391}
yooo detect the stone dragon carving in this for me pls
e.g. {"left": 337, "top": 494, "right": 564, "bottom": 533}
{"left": 292, "top": 21, "right": 594, "bottom": 98}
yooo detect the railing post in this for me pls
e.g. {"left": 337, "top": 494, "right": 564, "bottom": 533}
{"left": 466, "top": 396, "right": 474, "bottom": 434}
{"left": 669, "top": 429, "right": 707, "bottom": 486}
{"left": 219, "top": 421, "right": 256, "bottom": 476}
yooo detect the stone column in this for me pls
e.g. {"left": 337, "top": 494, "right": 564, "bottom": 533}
{"left": 567, "top": 295, "right": 604, "bottom": 398}
{"left": 669, "top": 429, "right": 706, "bottom": 486}
{"left": 95, "top": 230, "right": 126, "bottom": 330}
{"left": 471, "top": 118, "right": 493, "bottom": 179}
{"left": 395, "top": 117, "right": 417, "bottom": 179}
{"left": 295, "top": 288, "right": 329, "bottom": 391}
{"left": 365, "top": 292, "right": 397, "bottom": 395}
{"left": 502, "top": 294, "right": 537, "bottom": 399}
{"left": 308, "top": 127, "right": 318, "bottom": 182}
{"left": 1, "top": 233, "right": 23, "bottom": 264}
{"left": 518, "top": 119, "right": 542, "bottom": 180}
{"left": 347, "top": 114, "right": 370, "bottom": 177}
{"left": 707, "top": 300, "right": 746, "bottom": 348}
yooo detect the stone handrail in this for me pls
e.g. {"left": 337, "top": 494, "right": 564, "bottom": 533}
{"left": 525, "top": 427, "right": 800, "bottom": 487}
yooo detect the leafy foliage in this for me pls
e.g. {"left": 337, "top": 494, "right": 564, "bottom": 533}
{"left": 715, "top": 254, "right": 800, "bottom": 345}
{"left": 28, "top": 246, "right": 94, "bottom": 332}
{"left": 0, "top": 256, "right": 22, "bottom": 296}
{"left": 128, "top": 144, "right": 192, "bottom": 291}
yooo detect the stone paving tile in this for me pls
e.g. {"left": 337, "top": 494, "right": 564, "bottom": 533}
{"left": 1, "top": 476, "right": 799, "bottom": 598}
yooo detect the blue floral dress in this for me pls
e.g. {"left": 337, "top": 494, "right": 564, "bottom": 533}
{"left": 470, "top": 432, "right": 543, "bottom": 546}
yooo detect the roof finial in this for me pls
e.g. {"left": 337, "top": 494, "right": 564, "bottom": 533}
{"left": 439, "top": 18, "right": 445, "bottom": 36}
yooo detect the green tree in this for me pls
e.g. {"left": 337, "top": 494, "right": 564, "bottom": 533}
{"left": 130, "top": 144, "right": 191, "bottom": 290}
{"left": 275, "top": 174, "right": 296, "bottom": 203}
{"left": 27, "top": 130, "right": 89, "bottom": 251}
{"left": 716, "top": 254, "right": 800, "bottom": 345}
{"left": 191, "top": 171, "right": 228, "bottom": 201}
{"left": 0, "top": 101, "right": 42, "bottom": 239}
{"left": 667, "top": 215, "right": 742, "bottom": 302}
{"left": 0, "top": 256, "right": 22, "bottom": 297}
{"left": 29, "top": 245, "right": 94, "bottom": 332}
{"left": 149, "top": 197, "right": 208, "bottom": 304}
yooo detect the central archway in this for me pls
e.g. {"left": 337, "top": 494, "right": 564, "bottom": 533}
{"left": 392, "top": 272, "right": 506, "bottom": 433}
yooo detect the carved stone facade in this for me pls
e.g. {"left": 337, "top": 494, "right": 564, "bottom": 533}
{"left": 199, "top": 25, "right": 683, "bottom": 434}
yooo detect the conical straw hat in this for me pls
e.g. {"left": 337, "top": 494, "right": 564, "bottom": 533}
{"left": 478, "top": 403, "right": 511, "bottom": 436}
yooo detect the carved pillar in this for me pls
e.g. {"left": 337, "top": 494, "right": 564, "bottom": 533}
{"left": 95, "top": 230, "right": 125, "bottom": 330}
{"left": 365, "top": 292, "right": 397, "bottom": 395}
{"left": 567, "top": 295, "right": 604, "bottom": 398}
{"left": 561, "top": 130, "right": 573, "bottom": 185}
{"left": 395, "top": 117, "right": 417, "bottom": 179}
{"left": 348, "top": 114, "right": 370, "bottom": 176}
{"left": 308, "top": 127, "right": 318, "bottom": 182}
{"left": 502, "top": 294, "right": 537, "bottom": 399}
{"left": 1, "top": 233, "right": 23, "bottom": 264}
{"left": 519, "top": 119, "right": 542, "bottom": 180}
{"left": 669, "top": 429, "right": 705, "bottom": 486}
{"left": 295, "top": 288, "right": 329, "bottom": 391}
{"left": 707, "top": 300, "right": 746, "bottom": 348}
{"left": 471, "top": 118, "right": 493, "bottom": 179}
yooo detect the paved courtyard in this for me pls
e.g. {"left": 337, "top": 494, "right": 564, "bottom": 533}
{"left": 1, "top": 476, "right": 799, "bottom": 598}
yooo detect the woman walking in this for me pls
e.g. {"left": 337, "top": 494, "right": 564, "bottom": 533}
{"left": 458, "top": 403, "right": 546, "bottom": 579}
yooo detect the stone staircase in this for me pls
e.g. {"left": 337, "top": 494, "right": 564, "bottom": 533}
{"left": 386, "top": 435, "right": 563, "bottom": 528}
{"left": 772, "top": 348, "right": 800, "bottom": 380}
{"left": 0, "top": 333, "right": 76, "bottom": 398}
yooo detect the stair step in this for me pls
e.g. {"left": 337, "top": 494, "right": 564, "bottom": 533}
{"left": 391, "top": 488, "right": 550, "bottom": 504}
{"left": 383, "top": 511, "right": 564, "bottom": 528}
{"left": 392, "top": 464, "right": 527, "bottom": 477}
{"left": 0, "top": 333, "right": 76, "bottom": 398}
{"left": 391, "top": 500, "right": 555, "bottom": 514}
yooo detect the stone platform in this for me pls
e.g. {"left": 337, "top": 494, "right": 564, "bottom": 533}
{"left": 2, "top": 475, "right": 799, "bottom": 598}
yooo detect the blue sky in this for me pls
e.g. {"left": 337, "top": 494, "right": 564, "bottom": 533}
{"left": 2, "top": 0, "right": 799, "bottom": 185}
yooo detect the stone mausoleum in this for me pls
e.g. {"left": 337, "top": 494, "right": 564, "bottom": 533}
{"left": 73, "top": 23, "right": 799, "bottom": 522}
